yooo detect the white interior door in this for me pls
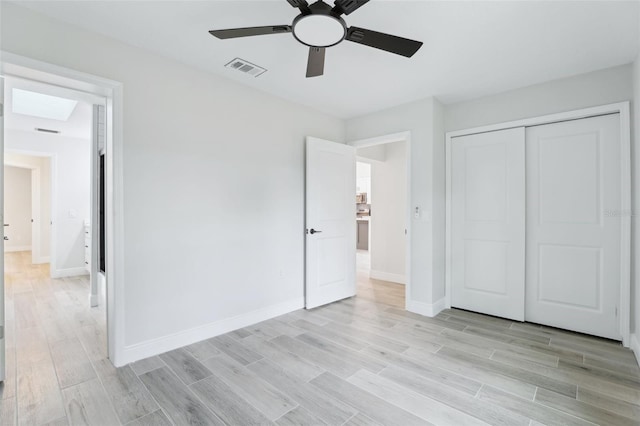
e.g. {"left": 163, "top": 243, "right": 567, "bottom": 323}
{"left": 450, "top": 128, "right": 526, "bottom": 321}
{"left": 525, "top": 114, "right": 621, "bottom": 340}
{"left": 1, "top": 76, "right": 5, "bottom": 381}
{"left": 305, "top": 137, "right": 356, "bottom": 309}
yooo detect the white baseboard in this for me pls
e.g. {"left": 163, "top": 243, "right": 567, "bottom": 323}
{"left": 370, "top": 270, "right": 406, "bottom": 285}
{"left": 33, "top": 256, "right": 50, "bottom": 264}
{"left": 5, "top": 246, "right": 31, "bottom": 253}
{"left": 407, "top": 297, "right": 446, "bottom": 317}
{"left": 52, "top": 267, "right": 89, "bottom": 278}
{"left": 630, "top": 334, "right": 640, "bottom": 367}
{"left": 121, "top": 297, "right": 305, "bottom": 365}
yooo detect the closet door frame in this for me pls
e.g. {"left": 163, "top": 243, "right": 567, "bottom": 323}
{"left": 445, "top": 102, "right": 631, "bottom": 347}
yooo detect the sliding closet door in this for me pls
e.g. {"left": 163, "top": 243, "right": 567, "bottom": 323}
{"left": 450, "top": 128, "right": 526, "bottom": 321}
{"left": 525, "top": 114, "right": 621, "bottom": 340}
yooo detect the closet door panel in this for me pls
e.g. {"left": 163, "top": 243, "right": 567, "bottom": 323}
{"left": 525, "top": 114, "right": 621, "bottom": 340}
{"left": 450, "top": 127, "right": 526, "bottom": 321}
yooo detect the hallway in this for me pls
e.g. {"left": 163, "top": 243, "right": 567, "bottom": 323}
{"left": 1, "top": 251, "right": 107, "bottom": 425}
{"left": 356, "top": 249, "right": 405, "bottom": 309}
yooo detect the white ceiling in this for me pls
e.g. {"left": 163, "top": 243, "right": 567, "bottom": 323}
{"left": 12, "top": 0, "right": 640, "bottom": 118}
{"left": 4, "top": 76, "right": 93, "bottom": 139}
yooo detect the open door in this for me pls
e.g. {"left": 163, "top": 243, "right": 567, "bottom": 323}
{"left": 0, "top": 76, "right": 5, "bottom": 381}
{"left": 305, "top": 137, "right": 356, "bottom": 309}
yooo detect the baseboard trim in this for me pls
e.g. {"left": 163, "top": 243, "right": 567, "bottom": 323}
{"left": 33, "top": 256, "right": 50, "bottom": 264}
{"left": 406, "top": 297, "right": 446, "bottom": 317}
{"left": 630, "top": 334, "right": 640, "bottom": 367}
{"left": 5, "top": 246, "right": 31, "bottom": 252}
{"left": 121, "top": 297, "right": 305, "bottom": 365}
{"left": 369, "top": 270, "right": 406, "bottom": 285}
{"left": 52, "top": 267, "right": 89, "bottom": 278}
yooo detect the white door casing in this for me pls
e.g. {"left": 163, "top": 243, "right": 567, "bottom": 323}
{"left": 89, "top": 104, "right": 102, "bottom": 307}
{"left": 450, "top": 127, "right": 526, "bottom": 321}
{"left": 525, "top": 114, "right": 621, "bottom": 340}
{"left": 305, "top": 137, "right": 356, "bottom": 309}
{"left": 0, "top": 76, "right": 5, "bottom": 381}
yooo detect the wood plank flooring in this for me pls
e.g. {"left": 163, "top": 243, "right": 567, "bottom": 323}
{"left": 3, "top": 250, "right": 640, "bottom": 425}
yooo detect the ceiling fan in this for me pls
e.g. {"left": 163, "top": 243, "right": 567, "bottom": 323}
{"left": 209, "top": 0, "right": 423, "bottom": 78}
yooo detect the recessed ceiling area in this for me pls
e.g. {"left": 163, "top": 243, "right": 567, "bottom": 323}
{"left": 4, "top": 77, "right": 93, "bottom": 139}
{"left": 12, "top": 88, "right": 78, "bottom": 121}
{"left": 11, "top": 1, "right": 640, "bottom": 118}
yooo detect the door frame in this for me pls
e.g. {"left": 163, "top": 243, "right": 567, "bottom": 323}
{"left": 1, "top": 51, "right": 127, "bottom": 366}
{"left": 348, "top": 131, "right": 413, "bottom": 311}
{"left": 445, "top": 102, "right": 631, "bottom": 347}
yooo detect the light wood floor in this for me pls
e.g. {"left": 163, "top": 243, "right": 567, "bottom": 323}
{"left": 3, "top": 251, "right": 640, "bottom": 425}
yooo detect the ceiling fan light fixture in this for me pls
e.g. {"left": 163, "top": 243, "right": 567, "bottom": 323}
{"left": 209, "top": 0, "right": 423, "bottom": 78}
{"left": 292, "top": 14, "right": 346, "bottom": 48}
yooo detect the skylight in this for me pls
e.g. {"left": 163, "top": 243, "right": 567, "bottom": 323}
{"left": 12, "top": 88, "right": 78, "bottom": 121}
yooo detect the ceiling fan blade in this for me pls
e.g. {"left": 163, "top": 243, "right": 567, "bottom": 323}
{"left": 332, "top": 0, "right": 369, "bottom": 15}
{"left": 209, "top": 25, "right": 291, "bottom": 40}
{"left": 346, "top": 26, "right": 423, "bottom": 57}
{"left": 306, "top": 47, "right": 325, "bottom": 78}
{"left": 286, "top": 0, "right": 310, "bottom": 13}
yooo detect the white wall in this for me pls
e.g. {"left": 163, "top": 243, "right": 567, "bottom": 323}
{"left": 369, "top": 142, "right": 407, "bottom": 283}
{"left": 1, "top": 3, "right": 345, "bottom": 360}
{"left": 445, "top": 64, "right": 633, "bottom": 132}
{"left": 3, "top": 166, "right": 32, "bottom": 251}
{"left": 40, "top": 158, "right": 51, "bottom": 261}
{"left": 5, "top": 152, "right": 52, "bottom": 263}
{"left": 357, "top": 145, "right": 386, "bottom": 163}
{"left": 356, "top": 162, "right": 371, "bottom": 201}
{"left": 632, "top": 54, "right": 640, "bottom": 355}
{"left": 5, "top": 131, "right": 90, "bottom": 276}
{"left": 347, "top": 98, "right": 446, "bottom": 315}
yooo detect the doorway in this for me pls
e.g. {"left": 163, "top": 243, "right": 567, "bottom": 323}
{"left": 1, "top": 52, "right": 123, "bottom": 385}
{"left": 1, "top": 75, "right": 110, "bottom": 419}
{"left": 304, "top": 132, "right": 412, "bottom": 311}
{"left": 355, "top": 141, "right": 408, "bottom": 309}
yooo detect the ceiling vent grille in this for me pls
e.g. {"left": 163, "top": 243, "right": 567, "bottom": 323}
{"left": 225, "top": 58, "right": 267, "bottom": 77}
{"left": 35, "top": 127, "right": 60, "bottom": 134}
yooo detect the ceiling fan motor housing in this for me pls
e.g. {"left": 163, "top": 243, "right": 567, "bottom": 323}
{"left": 292, "top": 1, "right": 347, "bottom": 48}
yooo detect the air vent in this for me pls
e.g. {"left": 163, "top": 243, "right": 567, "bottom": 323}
{"left": 35, "top": 127, "right": 60, "bottom": 134}
{"left": 225, "top": 58, "right": 267, "bottom": 77}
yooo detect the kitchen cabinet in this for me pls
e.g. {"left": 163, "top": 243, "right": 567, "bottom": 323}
{"left": 357, "top": 219, "right": 369, "bottom": 250}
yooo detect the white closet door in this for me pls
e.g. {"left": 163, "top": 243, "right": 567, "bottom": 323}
{"left": 451, "top": 128, "right": 526, "bottom": 321}
{"left": 526, "top": 114, "right": 621, "bottom": 340}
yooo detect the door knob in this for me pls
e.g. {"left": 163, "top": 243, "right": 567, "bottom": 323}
{"left": 3, "top": 236, "right": 8, "bottom": 241}
{"left": 309, "top": 229, "right": 322, "bottom": 235}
